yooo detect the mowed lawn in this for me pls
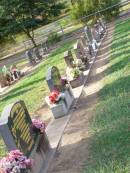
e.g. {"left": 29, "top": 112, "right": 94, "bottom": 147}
{"left": 0, "top": 41, "right": 75, "bottom": 115}
{"left": 83, "top": 19, "right": 130, "bottom": 172}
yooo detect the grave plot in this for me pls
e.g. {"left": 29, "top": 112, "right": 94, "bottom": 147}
{"left": 0, "top": 100, "right": 50, "bottom": 173}
{"left": 45, "top": 66, "right": 74, "bottom": 119}
{"left": 64, "top": 50, "right": 85, "bottom": 88}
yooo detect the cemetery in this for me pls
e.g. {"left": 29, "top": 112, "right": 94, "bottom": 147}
{"left": 0, "top": 0, "right": 130, "bottom": 173}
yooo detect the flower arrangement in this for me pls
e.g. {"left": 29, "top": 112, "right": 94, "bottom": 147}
{"left": 73, "top": 59, "right": 85, "bottom": 70}
{"left": 0, "top": 150, "right": 33, "bottom": 173}
{"left": 70, "top": 68, "right": 81, "bottom": 79}
{"left": 32, "top": 119, "right": 46, "bottom": 134}
{"left": 60, "top": 77, "right": 68, "bottom": 86}
{"left": 45, "top": 90, "right": 65, "bottom": 105}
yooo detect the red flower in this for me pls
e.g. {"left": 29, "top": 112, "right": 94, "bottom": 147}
{"left": 48, "top": 90, "right": 60, "bottom": 104}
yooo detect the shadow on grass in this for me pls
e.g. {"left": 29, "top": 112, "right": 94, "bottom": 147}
{"left": 2, "top": 77, "right": 45, "bottom": 100}
{"left": 100, "top": 74, "right": 130, "bottom": 99}
{"left": 2, "top": 88, "right": 34, "bottom": 102}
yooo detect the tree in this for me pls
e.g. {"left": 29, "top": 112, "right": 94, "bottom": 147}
{"left": 0, "top": 0, "right": 65, "bottom": 47}
{"left": 70, "top": 0, "right": 121, "bottom": 23}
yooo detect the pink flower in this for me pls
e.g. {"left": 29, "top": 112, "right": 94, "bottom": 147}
{"left": 32, "top": 119, "right": 46, "bottom": 133}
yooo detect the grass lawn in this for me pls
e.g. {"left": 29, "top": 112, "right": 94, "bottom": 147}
{"left": 0, "top": 40, "right": 75, "bottom": 115}
{"left": 83, "top": 19, "right": 130, "bottom": 172}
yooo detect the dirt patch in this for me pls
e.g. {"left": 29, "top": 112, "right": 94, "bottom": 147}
{"left": 47, "top": 23, "right": 115, "bottom": 173}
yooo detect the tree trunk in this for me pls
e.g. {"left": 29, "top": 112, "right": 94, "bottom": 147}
{"left": 24, "top": 29, "right": 37, "bottom": 47}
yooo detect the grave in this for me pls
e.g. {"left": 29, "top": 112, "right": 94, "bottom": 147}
{"left": 64, "top": 51, "right": 84, "bottom": 88}
{"left": 73, "top": 40, "right": 90, "bottom": 67}
{"left": 0, "top": 100, "right": 50, "bottom": 173}
{"left": 64, "top": 50, "right": 75, "bottom": 68}
{"left": 46, "top": 66, "right": 74, "bottom": 119}
{"left": 91, "top": 25, "right": 101, "bottom": 43}
{"left": 33, "top": 47, "right": 43, "bottom": 61}
{"left": 26, "top": 49, "right": 37, "bottom": 65}
{"left": 84, "top": 26, "right": 97, "bottom": 54}
{"left": 80, "top": 36, "right": 93, "bottom": 57}
{"left": 41, "top": 41, "right": 49, "bottom": 55}
{"left": 0, "top": 73, "right": 8, "bottom": 88}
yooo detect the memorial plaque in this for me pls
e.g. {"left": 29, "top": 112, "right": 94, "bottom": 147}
{"left": 64, "top": 51, "right": 74, "bottom": 68}
{"left": 0, "top": 100, "right": 36, "bottom": 157}
{"left": 46, "top": 66, "right": 63, "bottom": 92}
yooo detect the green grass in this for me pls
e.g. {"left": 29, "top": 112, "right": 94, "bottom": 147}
{"left": 0, "top": 40, "right": 75, "bottom": 115}
{"left": 83, "top": 19, "right": 130, "bottom": 172}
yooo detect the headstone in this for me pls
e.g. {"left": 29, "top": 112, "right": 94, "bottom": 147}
{"left": 80, "top": 36, "right": 93, "bottom": 57}
{"left": 84, "top": 26, "right": 93, "bottom": 44}
{"left": 33, "top": 47, "right": 42, "bottom": 60}
{"left": 26, "top": 50, "right": 36, "bottom": 65}
{"left": 98, "top": 18, "right": 106, "bottom": 32}
{"left": 91, "top": 25, "right": 100, "bottom": 43}
{"left": 84, "top": 26, "right": 97, "bottom": 54}
{"left": 46, "top": 66, "right": 63, "bottom": 92}
{"left": 46, "top": 66, "right": 74, "bottom": 118}
{"left": 41, "top": 41, "right": 49, "bottom": 54}
{"left": 0, "top": 73, "right": 8, "bottom": 88}
{"left": 64, "top": 51, "right": 74, "bottom": 68}
{"left": 0, "top": 100, "right": 36, "bottom": 157}
{"left": 73, "top": 41, "right": 89, "bottom": 67}
{"left": 0, "top": 101, "right": 51, "bottom": 173}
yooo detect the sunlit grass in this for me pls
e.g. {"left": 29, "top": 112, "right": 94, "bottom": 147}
{"left": 83, "top": 19, "right": 130, "bottom": 173}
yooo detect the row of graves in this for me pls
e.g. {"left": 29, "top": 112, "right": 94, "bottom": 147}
{"left": 0, "top": 42, "right": 49, "bottom": 89}
{"left": 0, "top": 65, "right": 24, "bottom": 88}
{"left": 0, "top": 18, "right": 107, "bottom": 173}
{"left": 25, "top": 42, "right": 49, "bottom": 66}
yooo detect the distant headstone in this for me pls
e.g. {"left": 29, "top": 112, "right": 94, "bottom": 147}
{"left": 73, "top": 41, "right": 89, "bottom": 66}
{"left": 46, "top": 66, "right": 63, "bottom": 92}
{"left": 26, "top": 49, "right": 36, "bottom": 65}
{"left": 0, "top": 101, "right": 36, "bottom": 156}
{"left": 0, "top": 73, "right": 8, "bottom": 88}
{"left": 41, "top": 41, "right": 49, "bottom": 54}
{"left": 84, "top": 26, "right": 93, "bottom": 44}
{"left": 91, "top": 25, "right": 100, "bottom": 43}
{"left": 64, "top": 51, "right": 74, "bottom": 68}
{"left": 33, "top": 47, "right": 42, "bottom": 60}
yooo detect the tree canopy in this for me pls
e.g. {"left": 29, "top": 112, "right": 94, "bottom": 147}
{"left": 0, "top": 0, "right": 65, "bottom": 46}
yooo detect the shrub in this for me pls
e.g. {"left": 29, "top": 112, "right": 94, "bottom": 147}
{"left": 48, "top": 32, "right": 61, "bottom": 44}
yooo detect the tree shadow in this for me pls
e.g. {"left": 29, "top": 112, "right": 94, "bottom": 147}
{"left": 106, "top": 54, "right": 130, "bottom": 75}
{"left": 1, "top": 87, "right": 34, "bottom": 102}
{"left": 99, "top": 75, "right": 130, "bottom": 100}
{"left": 1, "top": 77, "right": 45, "bottom": 100}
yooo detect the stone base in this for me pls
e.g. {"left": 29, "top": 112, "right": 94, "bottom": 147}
{"left": 30, "top": 133, "right": 51, "bottom": 173}
{"left": 64, "top": 88, "right": 74, "bottom": 110}
{"left": 69, "top": 73, "right": 84, "bottom": 88}
{"left": 50, "top": 100, "right": 68, "bottom": 119}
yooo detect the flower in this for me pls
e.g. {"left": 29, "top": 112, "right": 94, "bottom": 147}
{"left": 0, "top": 150, "right": 33, "bottom": 173}
{"left": 60, "top": 77, "right": 68, "bottom": 86}
{"left": 71, "top": 68, "right": 81, "bottom": 79}
{"left": 45, "top": 90, "right": 66, "bottom": 105}
{"left": 32, "top": 119, "right": 46, "bottom": 133}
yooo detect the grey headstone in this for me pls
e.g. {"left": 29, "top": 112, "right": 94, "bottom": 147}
{"left": 26, "top": 50, "right": 36, "bottom": 65}
{"left": 0, "top": 100, "right": 36, "bottom": 157}
{"left": 84, "top": 26, "right": 93, "bottom": 44}
{"left": 33, "top": 47, "right": 42, "bottom": 60}
{"left": 46, "top": 66, "right": 63, "bottom": 92}
{"left": 64, "top": 51, "right": 74, "bottom": 68}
